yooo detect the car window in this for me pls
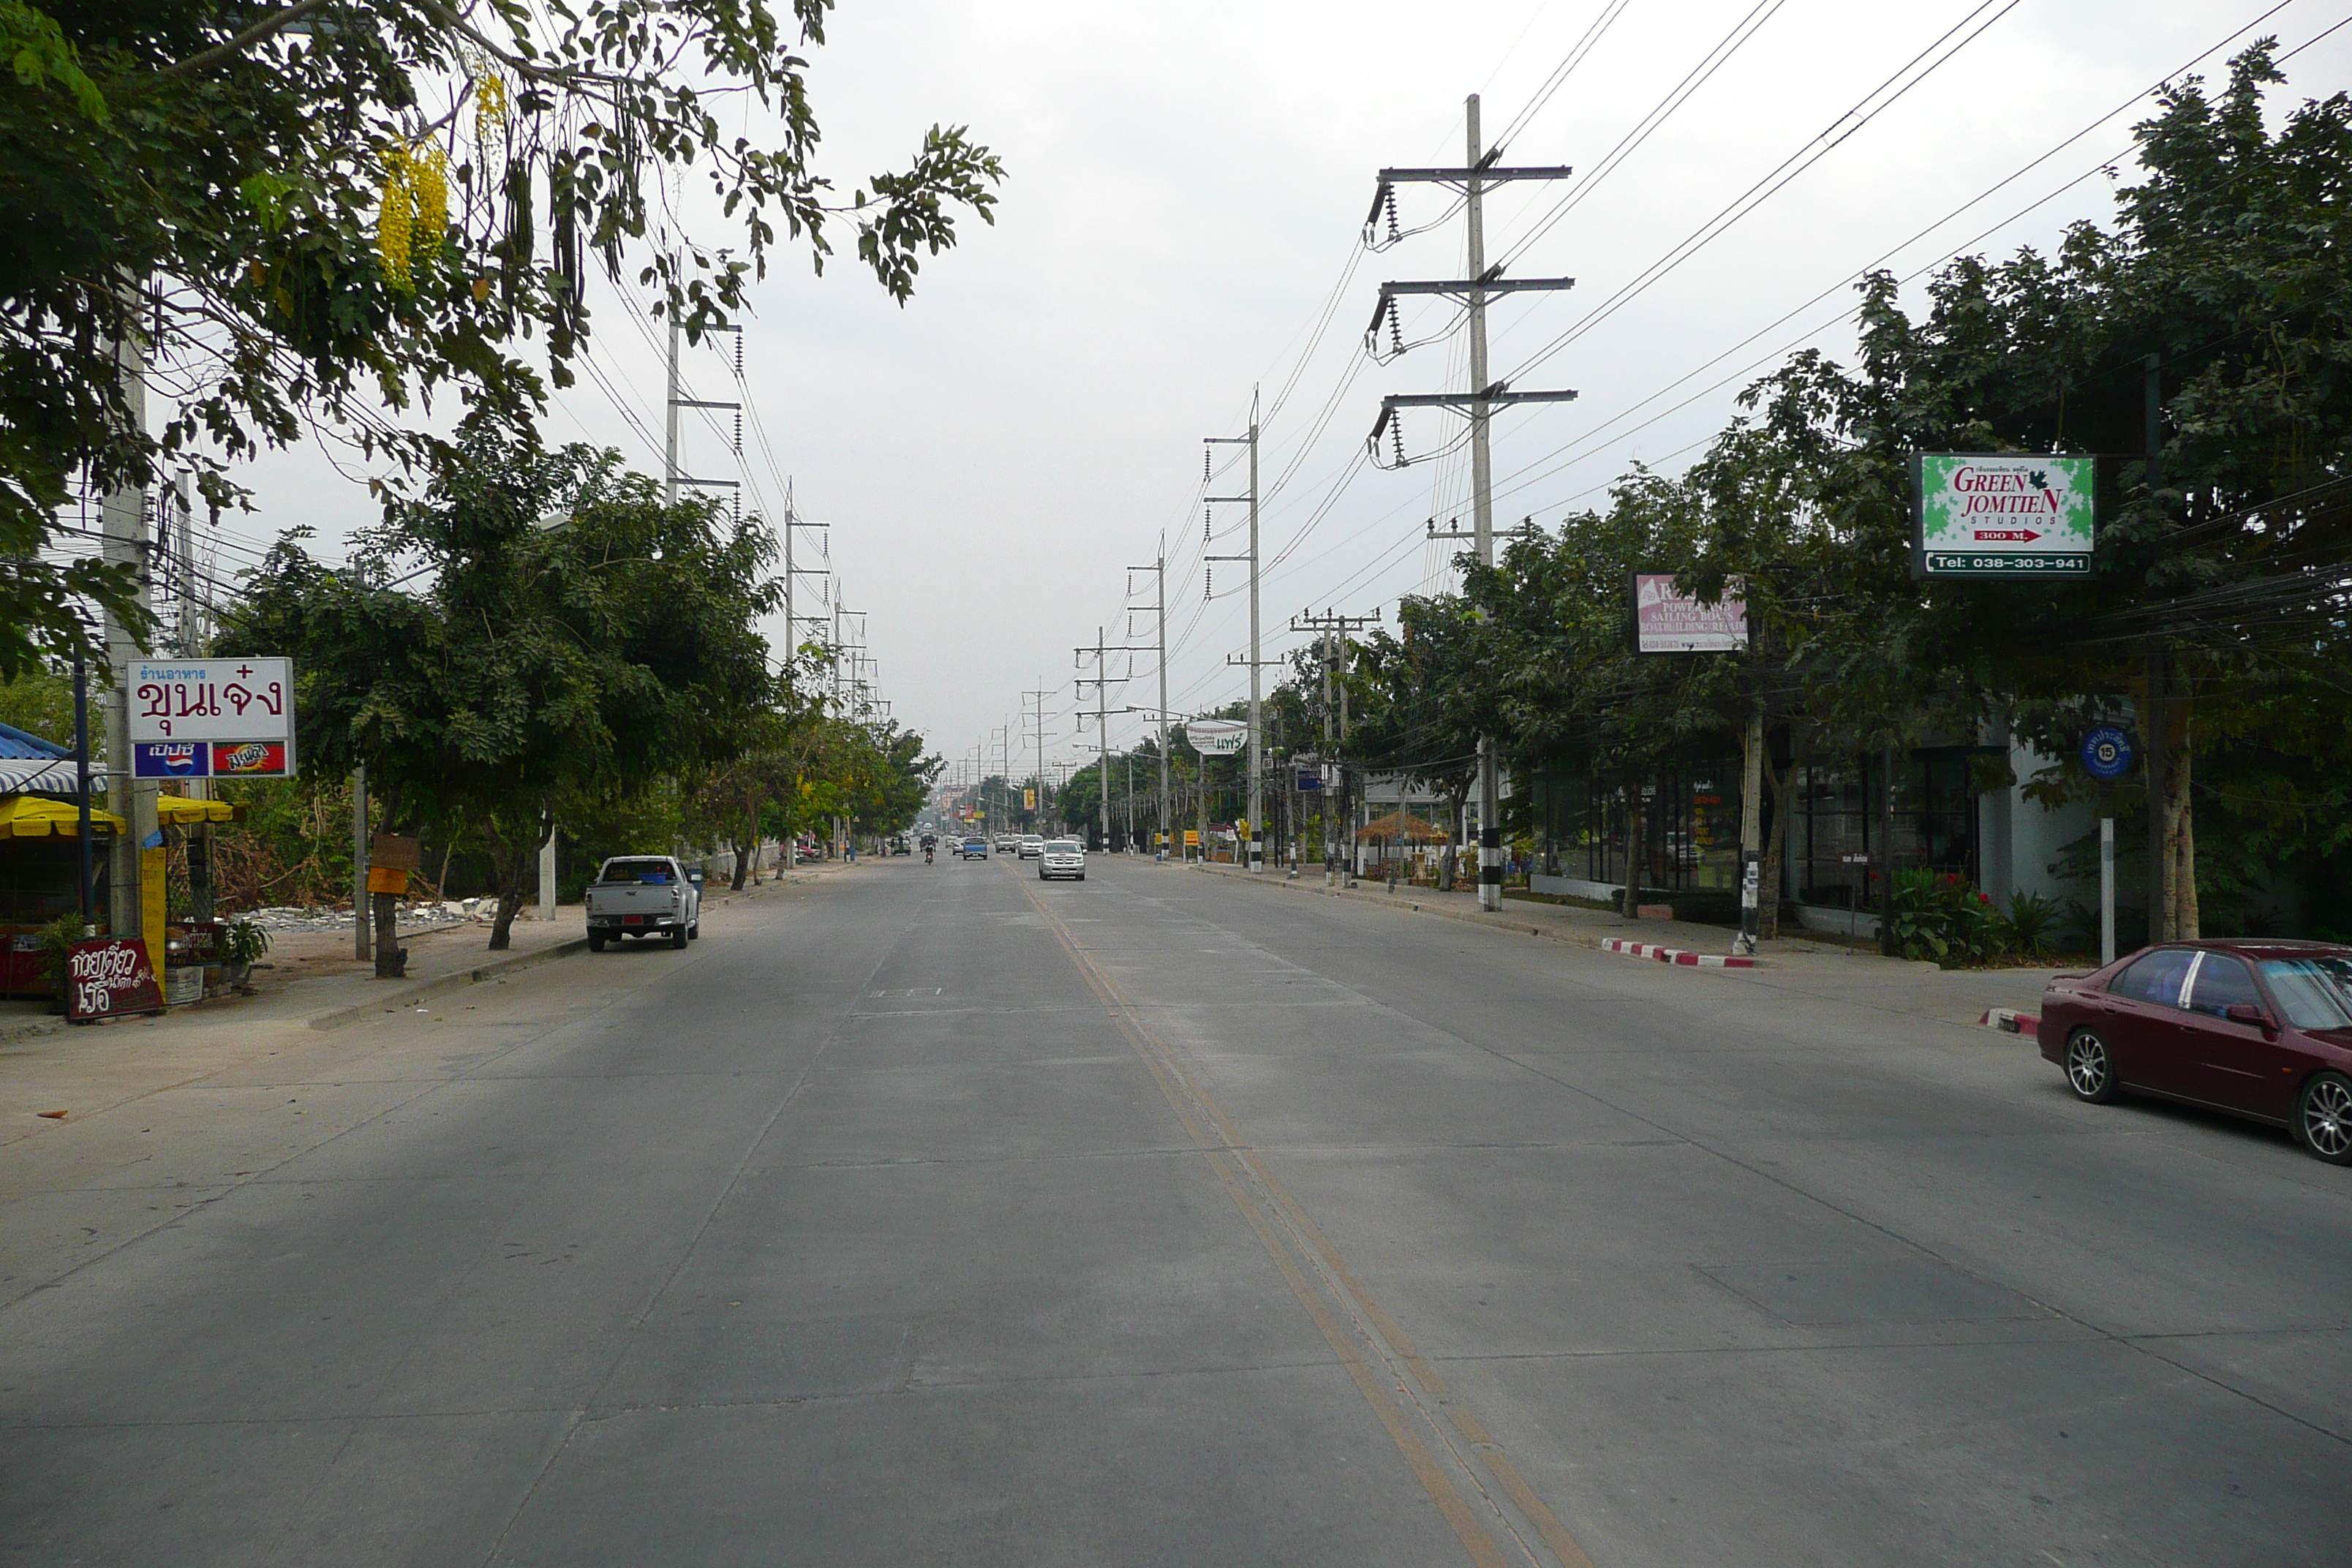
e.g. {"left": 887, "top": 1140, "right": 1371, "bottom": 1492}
{"left": 2257, "top": 957, "right": 2352, "bottom": 1030}
{"left": 2187, "top": 954, "right": 2261, "bottom": 1017}
{"left": 599, "top": 859, "right": 673, "bottom": 884}
{"left": 1047, "top": 841, "right": 1081, "bottom": 853}
{"left": 2111, "top": 949, "right": 2195, "bottom": 1008}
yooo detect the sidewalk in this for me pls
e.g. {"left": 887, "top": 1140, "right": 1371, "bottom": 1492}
{"left": 0, "top": 862, "right": 861, "bottom": 1138}
{"left": 1177, "top": 859, "right": 2062, "bottom": 1027}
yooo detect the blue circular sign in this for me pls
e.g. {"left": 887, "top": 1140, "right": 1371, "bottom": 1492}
{"left": 2081, "top": 725, "right": 2135, "bottom": 780}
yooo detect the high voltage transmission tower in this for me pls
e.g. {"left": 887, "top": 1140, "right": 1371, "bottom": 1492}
{"left": 1365, "top": 93, "right": 1579, "bottom": 912}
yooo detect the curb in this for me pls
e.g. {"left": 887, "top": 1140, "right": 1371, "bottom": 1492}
{"left": 1600, "top": 938, "right": 1757, "bottom": 969}
{"left": 1980, "top": 1007, "right": 2040, "bottom": 1041}
{"left": 307, "top": 938, "right": 591, "bottom": 1030}
{"left": 1190, "top": 862, "right": 1765, "bottom": 968}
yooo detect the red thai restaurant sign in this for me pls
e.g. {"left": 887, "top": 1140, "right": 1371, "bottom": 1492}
{"left": 65, "top": 938, "right": 165, "bottom": 1021}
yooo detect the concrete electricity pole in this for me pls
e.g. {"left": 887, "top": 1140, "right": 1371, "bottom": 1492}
{"left": 1073, "top": 633, "right": 1125, "bottom": 852}
{"left": 99, "top": 305, "right": 155, "bottom": 943}
{"left": 1128, "top": 552, "right": 1169, "bottom": 856}
{"left": 1365, "top": 94, "right": 1578, "bottom": 912}
{"left": 1293, "top": 608, "right": 1379, "bottom": 883}
{"left": 1205, "top": 398, "right": 1264, "bottom": 872}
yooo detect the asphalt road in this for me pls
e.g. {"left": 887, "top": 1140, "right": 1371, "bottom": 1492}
{"left": 2, "top": 853, "right": 2346, "bottom": 1566}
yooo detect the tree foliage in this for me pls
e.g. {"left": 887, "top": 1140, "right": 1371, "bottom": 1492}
{"left": 1, "top": 0, "right": 1003, "bottom": 676}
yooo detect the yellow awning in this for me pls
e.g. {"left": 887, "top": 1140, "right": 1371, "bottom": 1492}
{"left": 155, "top": 796, "right": 238, "bottom": 825}
{"left": 0, "top": 796, "right": 124, "bottom": 840}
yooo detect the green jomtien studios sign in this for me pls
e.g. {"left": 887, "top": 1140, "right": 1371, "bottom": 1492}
{"left": 1911, "top": 453, "right": 2095, "bottom": 578}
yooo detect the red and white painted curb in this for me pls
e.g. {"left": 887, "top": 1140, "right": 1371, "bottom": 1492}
{"left": 1601, "top": 938, "right": 1757, "bottom": 969}
{"left": 1979, "top": 1008, "right": 2040, "bottom": 1041}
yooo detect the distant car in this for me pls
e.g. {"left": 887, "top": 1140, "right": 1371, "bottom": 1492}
{"left": 960, "top": 837, "right": 988, "bottom": 860}
{"left": 1038, "top": 839, "right": 1086, "bottom": 882}
{"left": 995, "top": 833, "right": 1019, "bottom": 855}
{"left": 1018, "top": 834, "right": 1046, "bottom": 859}
{"left": 2039, "top": 939, "right": 2352, "bottom": 1164}
{"left": 584, "top": 855, "right": 701, "bottom": 951}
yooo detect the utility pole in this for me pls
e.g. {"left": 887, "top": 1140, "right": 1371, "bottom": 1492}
{"left": 1074, "top": 634, "right": 1133, "bottom": 853}
{"left": 1206, "top": 399, "right": 1263, "bottom": 872}
{"left": 663, "top": 309, "right": 742, "bottom": 509}
{"left": 1294, "top": 608, "right": 1379, "bottom": 883}
{"left": 99, "top": 297, "right": 155, "bottom": 944}
{"left": 1365, "top": 94, "right": 1577, "bottom": 911}
{"left": 1129, "top": 552, "right": 1169, "bottom": 857}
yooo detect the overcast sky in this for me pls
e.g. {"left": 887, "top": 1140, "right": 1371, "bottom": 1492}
{"left": 220, "top": 0, "right": 2352, "bottom": 784}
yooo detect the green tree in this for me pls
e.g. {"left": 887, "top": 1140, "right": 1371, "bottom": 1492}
{"left": 225, "top": 434, "right": 780, "bottom": 948}
{"left": 2, "top": 0, "right": 1003, "bottom": 676}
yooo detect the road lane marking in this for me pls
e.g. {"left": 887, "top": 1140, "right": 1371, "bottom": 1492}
{"left": 1012, "top": 864, "right": 1594, "bottom": 1568}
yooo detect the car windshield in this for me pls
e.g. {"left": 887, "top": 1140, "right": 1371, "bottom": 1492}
{"left": 598, "top": 859, "right": 673, "bottom": 884}
{"left": 1047, "top": 841, "right": 1081, "bottom": 854}
{"left": 2257, "top": 956, "right": 2352, "bottom": 1030}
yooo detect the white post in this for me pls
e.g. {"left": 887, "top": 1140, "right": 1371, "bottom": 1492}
{"left": 538, "top": 823, "right": 557, "bottom": 924}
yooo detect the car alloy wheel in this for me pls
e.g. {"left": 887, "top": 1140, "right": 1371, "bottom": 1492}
{"left": 2295, "top": 1072, "right": 2352, "bottom": 1165}
{"left": 2065, "top": 1029, "right": 2121, "bottom": 1104}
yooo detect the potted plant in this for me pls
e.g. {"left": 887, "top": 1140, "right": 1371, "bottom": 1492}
{"left": 219, "top": 919, "right": 271, "bottom": 987}
{"left": 33, "top": 912, "right": 89, "bottom": 1013}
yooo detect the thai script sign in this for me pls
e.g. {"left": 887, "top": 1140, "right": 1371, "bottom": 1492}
{"left": 134, "top": 742, "right": 211, "bottom": 778}
{"left": 1632, "top": 574, "right": 1748, "bottom": 653}
{"left": 128, "top": 657, "right": 298, "bottom": 776}
{"left": 1188, "top": 720, "right": 1250, "bottom": 756}
{"left": 1912, "top": 453, "right": 2095, "bottom": 578}
{"left": 66, "top": 938, "right": 165, "bottom": 1020}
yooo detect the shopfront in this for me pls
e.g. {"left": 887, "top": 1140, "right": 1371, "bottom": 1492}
{"left": 1531, "top": 744, "right": 1988, "bottom": 919}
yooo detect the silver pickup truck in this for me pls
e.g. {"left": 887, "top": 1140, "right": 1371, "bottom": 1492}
{"left": 585, "top": 856, "right": 701, "bottom": 951}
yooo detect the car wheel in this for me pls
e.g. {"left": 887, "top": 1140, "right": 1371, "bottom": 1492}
{"left": 1077, "top": 872, "right": 1086, "bottom": 881}
{"left": 587, "top": 933, "right": 605, "bottom": 952}
{"left": 689, "top": 921, "right": 700, "bottom": 941}
{"left": 2294, "top": 1072, "right": 2352, "bottom": 1165}
{"left": 2064, "top": 1028, "right": 2122, "bottom": 1104}
{"left": 671, "top": 926, "right": 689, "bottom": 950}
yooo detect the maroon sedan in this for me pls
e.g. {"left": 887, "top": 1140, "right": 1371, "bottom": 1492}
{"left": 2039, "top": 939, "right": 2352, "bottom": 1165}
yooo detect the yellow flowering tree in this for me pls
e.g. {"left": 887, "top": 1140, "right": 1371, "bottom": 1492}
{"left": 0, "top": 0, "right": 1005, "bottom": 677}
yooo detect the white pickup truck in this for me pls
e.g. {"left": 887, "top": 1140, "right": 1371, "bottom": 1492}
{"left": 585, "top": 856, "right": 701, "bottom": 951}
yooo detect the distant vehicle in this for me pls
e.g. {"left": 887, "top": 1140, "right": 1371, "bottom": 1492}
{"left": 960, "top": 837, "right": 989, "bottom": 860}
{"left": 919, "top": 832, "right": 938, "bottom": 851}
{"left": 1038, "top": 839, "right": 1086, "bottom": 882}
{"left": 1018, "top": 834, "right": 1046, "bottom": 860}
{"left": 886, "top": 835, "right": 911, "bottom": 856}
{"left": 2040, "top": 939, "right": 2352, "bottom": 1164}
{"left": 995, "top": 833, "right": 1019, "bottom": 854}
{"left": 585, "top": 855, "right": 701, "bottom": 951}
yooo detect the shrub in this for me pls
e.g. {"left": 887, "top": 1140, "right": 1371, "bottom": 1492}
{"left": 1891, "top": 869, "right": 2006, "bottom": 966}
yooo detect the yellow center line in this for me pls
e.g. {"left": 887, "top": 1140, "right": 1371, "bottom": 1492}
{"left": 1014, "top": 864, "right": 1600, "bottom": 1568}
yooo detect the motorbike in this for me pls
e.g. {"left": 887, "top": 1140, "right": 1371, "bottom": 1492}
{"left": 924, "top": 846, "right": 934, "bottom": 864}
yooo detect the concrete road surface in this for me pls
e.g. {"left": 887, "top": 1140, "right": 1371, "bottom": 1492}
{"left": 2, "top": 853, "right": 2345, "bottom": 1566}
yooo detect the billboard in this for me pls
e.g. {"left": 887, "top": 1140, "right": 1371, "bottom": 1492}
{"left": 1188, "top": 720, "right": 1249, "bottom": 755}
{"left": 1632, "top": 574, "right": 1747, "bottom": 653}
{"left": 127, "top": 657, "right": 296, "bottom": 777}
{"left": 1912, "top": 453, "right": 2095, "bottom": 578}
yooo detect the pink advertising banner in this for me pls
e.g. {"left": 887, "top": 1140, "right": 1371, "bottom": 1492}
{"left": 1631, "top": 573, "right": 1748, "bottom": 654}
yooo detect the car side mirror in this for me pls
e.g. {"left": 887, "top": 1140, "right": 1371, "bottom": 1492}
{"left": 2223, "top": 1002, "right": 2274, "bottom": 1030}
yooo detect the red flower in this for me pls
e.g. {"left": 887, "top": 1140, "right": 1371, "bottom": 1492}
{"left": 1978, "top": 892, "right": 1990, "bottom": 903}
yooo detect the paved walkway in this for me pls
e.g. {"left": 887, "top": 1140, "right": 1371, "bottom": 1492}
{"left": 1181, "top": 859, "right": 2063, "bottom": 1022}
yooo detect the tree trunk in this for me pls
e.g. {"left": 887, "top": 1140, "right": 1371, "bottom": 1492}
{"left": 2168, "top": 696, "right": 2198, "bottom": 939}
{"left": 1759, "top": 742, "right": 1789, "bottom": 942}
{"left": 731, "top": 813, "right": 754, "bottom": 891}
{"left": 486, "top": 843, "right": 531, "bottom": 950}
{"left": 1620, "top": 779, "right": 1646, "bottom": 916}
{"left": 371, "top": 891, "right": 405, "bottom": 978}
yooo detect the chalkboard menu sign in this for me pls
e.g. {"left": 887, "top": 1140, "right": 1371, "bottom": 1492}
{"left": 66, "top": 938, "right": 165, "bottom": 1021}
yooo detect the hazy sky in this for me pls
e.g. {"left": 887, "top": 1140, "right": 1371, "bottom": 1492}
{"left": 219, "top": 0, "right": 2352, "bottom": 783}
